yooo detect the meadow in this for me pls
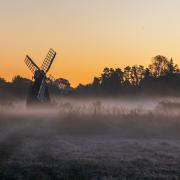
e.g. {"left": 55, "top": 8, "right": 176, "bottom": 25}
{"left": 0, "top": 98, "right": 180, "bottom": 179}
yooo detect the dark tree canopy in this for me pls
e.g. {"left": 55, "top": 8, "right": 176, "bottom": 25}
{"left": 74, "top": 55, "right": 180, "bottom": 96}
{"left": 1, "top": 55, "right": 180, "bottom": 98}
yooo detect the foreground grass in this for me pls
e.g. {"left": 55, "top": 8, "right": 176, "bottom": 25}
{"left": 0, "top": 101, "right": 180, "bottom": 179}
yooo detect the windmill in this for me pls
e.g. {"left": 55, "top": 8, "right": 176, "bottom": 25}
{"left": 24, "top": 48, "right": 69, "bottom": 105}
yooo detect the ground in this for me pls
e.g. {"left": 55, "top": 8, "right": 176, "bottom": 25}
{"left": 0, "top": 98, "right": 180, "bottom": 179}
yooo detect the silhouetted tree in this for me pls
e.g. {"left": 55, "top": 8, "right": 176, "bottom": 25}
{"left": 100, "top": 68, "right": 123, "bottom": 93}
{"left": 109, "top": 68, "right": 123, "bottom": 91}
{"left": 91, "top": 77, "right": 101, "bottom": 94}
{"left": 0, "top": 77, "right": 6, "bottom": 87}
{"left": 130, "top": 65, "right": 145, "bottom": 86}
{"left": 123, "top": 66, "right": 131, "bottom": 85}
{"left": 166, "top": 58, "right": 178, "bottom": 75}
{"left": 149, "top": 55, "right": 169, "bottom": 78}
{"left": 11, "top": 75, "right": 32, "bottom": 98}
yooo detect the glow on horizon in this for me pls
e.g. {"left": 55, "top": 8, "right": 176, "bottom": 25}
{"left": 0, "top": 0, "right": 180, "bottom": 87}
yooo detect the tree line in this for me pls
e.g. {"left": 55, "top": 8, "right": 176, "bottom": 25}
{"left": 75, "top": 55, "right": 180, "bottom": 96}
{"left": 1, "top": 55, "right": 180, "bottom": 99}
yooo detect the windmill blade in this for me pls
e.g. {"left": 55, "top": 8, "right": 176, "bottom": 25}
{"left": 24, "top": 55, "right": 40, "bottom": 74}
{"left": 41, "top": 49, "right": 56, "bottom": 73}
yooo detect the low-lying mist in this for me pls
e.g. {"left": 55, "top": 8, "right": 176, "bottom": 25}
{"left": 1, "top": 97, "right": 180, "bottom": 179}
{"left": 1, "top": 97, "right": 180, "bottom": 139}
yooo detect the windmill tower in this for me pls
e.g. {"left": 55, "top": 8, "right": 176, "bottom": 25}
{"left": 24, "top": 48, "right": 59, "bottom": 105}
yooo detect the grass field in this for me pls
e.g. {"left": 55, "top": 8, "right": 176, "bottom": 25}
{"left": 0, "top": 98, "right": 180, "bottom": 179}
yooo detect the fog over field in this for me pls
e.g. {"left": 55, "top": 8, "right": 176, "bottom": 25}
{"left": 1, "top": 97, "right": 180, "bottom": 179}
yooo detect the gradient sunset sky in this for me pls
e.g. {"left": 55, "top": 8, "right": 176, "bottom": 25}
{"left": 1, "top": 0, "right": 180, "bottom": 87}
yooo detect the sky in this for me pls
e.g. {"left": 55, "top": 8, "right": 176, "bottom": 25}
{"left": 0, "top": 0, "right": 180, "bottom": 87}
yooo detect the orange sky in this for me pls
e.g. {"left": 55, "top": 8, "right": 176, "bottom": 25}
{"left": 1, "top": 0, "right": 180, "bottom": 87}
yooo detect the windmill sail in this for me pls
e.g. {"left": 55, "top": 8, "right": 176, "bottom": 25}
{"left": 25, "top": 55, "right": 40, "bottom": 74}
{"left": 41, "top": 49, "right": 56, "bottom": 73}
{"left": 24, "top": 48, "right": 60, "bottom": 105}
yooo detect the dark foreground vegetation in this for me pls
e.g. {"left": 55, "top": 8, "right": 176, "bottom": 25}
{"left": 1, "top": 55, "right": 180, "bottom": 100}
{"left": 0, "top": 101, "right": 180, "bottom": 179}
